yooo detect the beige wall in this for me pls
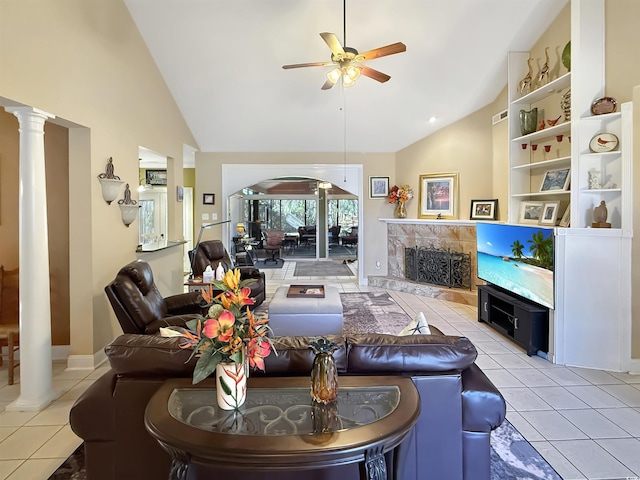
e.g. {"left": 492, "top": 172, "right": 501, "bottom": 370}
{"left": 396, "top": 104, "right": 496, "bottom": 220}
{"left": 195, "top": 152, "right": 395, "bottom": 278}
{"left": 0, "top": 0, "right": 197, "bottom": 356}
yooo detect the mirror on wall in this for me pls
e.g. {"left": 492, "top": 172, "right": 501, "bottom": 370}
{"left": 138, "top": 147, "right": 168, "bottom": 247}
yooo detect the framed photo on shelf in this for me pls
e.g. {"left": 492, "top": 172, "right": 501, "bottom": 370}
{"left": 418, "top": 172, "right": 459, "bottom": 219}
{"left": 470, "top": 199, "right": 498, "bottom": 220}
{"left": 559, "top": 203, "right": 571, "bottom": 227}
{"left": 369, "top": 176, "right": 390, "bottom": 198}
{"left": 539, "top": 167, "right": 570, "bottom": 192}
{"left": 539, "top": 201, "right": 561, "bottom": 226}
{"left": 203, "top": 193, "right": 215, "bottom": 205}
{"left": 518, "top": 201, "right": 545, "bottom": 224}
{"left": 145, "top": 169, "right": 167, "bottom": 186}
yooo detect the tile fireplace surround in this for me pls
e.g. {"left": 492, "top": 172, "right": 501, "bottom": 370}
{"left": 369, "top": 219, "right": 479, "bottom": 305}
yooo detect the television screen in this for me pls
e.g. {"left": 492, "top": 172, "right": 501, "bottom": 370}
{"left": 476, "top": 223, "right": 554, "bottom": 309}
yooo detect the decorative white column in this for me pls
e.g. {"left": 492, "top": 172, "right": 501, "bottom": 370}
{"left": 5, "top": 106, "right": 58, "bottom": 411}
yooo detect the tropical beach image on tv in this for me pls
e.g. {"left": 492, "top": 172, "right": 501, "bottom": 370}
{"left": 476, "top": 223, "right": 554, "bottom": 309}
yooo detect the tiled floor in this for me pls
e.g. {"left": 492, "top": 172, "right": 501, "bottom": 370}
{"left": 1, "top": 260, "right": 639, "bottom": 479}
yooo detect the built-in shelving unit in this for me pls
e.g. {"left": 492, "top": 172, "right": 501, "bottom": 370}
{"left": 500, "top": 0, "right": 633, "bottom": 372}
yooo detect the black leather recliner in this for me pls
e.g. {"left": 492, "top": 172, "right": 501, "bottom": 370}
{"left": 189, "top": 240, "right": 266, "bottom": 308}
{"left": 105, "top": 260, "right": 204, "bottom": 334}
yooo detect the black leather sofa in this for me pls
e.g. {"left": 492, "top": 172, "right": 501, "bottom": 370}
{"left": 70, "top": 330, "right": 505, "bottom": 480}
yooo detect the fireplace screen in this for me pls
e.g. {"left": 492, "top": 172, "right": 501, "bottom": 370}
{"left": 405, "top": 247, "right": 470, "bottom": 290}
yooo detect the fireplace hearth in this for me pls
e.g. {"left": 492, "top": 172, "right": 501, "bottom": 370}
{"left": 405, "top": 246, "right": 471, "bottom": 290}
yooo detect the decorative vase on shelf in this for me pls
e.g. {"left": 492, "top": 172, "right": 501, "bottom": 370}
{"left": 216, "top": 361, "right": 247, "bottom": 410}
{"left": 309, "top": 338, "right": 339, "bottom": 404}
{"left": 519, "top": 108, "right": 538, "bottom": 136}
{"left": 592, "top": 201, "right": 611, "bottom": 228}
{"left": 394, "top": 202, "right": 407, "bottom": 218}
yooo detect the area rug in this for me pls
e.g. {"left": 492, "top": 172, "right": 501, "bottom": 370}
{"left": 254, "top": 259, "right": 284, "bottom": 269}
{"left": 341, "top": 292, "right": 411, "bottom": 335}
{"left": 50, "top": 421, "right": 561, "bottom": 480}
{"left": 293, "top": 261, "right": 353, "bottom": 277}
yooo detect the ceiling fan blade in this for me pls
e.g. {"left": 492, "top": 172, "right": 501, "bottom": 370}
{"left": 282, "top": 61, "right": 334, "bottom": 69}
{"left": 321, "top": 79, "right": 336, "bottom": 90}
{"left": 320, "top": 32, "right": 346, "bottom": 58}
{"left": 360, "top": 42, "right": 407, "bottom": 61}
{"left": 359, "top": 65, "right": 391, "bottom": 83}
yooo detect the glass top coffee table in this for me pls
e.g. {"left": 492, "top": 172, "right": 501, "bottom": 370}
{"left": 145, "top": 376, "right": 420, "bottom": 480}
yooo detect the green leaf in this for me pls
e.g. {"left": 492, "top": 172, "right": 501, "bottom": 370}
{"left": 218, "top": 375, "right": 232, "bottom": 395}
{"left": 185, "top": 318, "right": 201, "bottom": 331}
{"left": 192, "top": 349, "right": 222, "bottom": 384}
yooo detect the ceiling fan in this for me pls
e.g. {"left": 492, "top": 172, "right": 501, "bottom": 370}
{"left": 282, "top": 1, "right": 406, "bottom": 90}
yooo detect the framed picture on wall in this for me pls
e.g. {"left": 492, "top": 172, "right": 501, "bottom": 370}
{"left": 369, "top": 176, "right": 390, "bottom": 198}
{"left": 418, "top": 172, "right": 459, "bottom": 219}
{"left": 203, "top": 193, "right": 215, "bottom": 205}
{"left": 470, "top": 199, "right": 498, "bottom": 220}
{"left": 145, "top": 169, "right": 167, "bottom": 186}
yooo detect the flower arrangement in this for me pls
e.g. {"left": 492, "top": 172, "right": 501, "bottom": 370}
{"left": 179, "top": 268, "right": 273, "bottom": 384}
{"left": 388, "top": 184, "right": 413, "bottom": 204}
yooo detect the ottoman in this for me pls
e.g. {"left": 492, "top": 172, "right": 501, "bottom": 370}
{"left": 268, "top": 285, "right": 343, "bottom": 337}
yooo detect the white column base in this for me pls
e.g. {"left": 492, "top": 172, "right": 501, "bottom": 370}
{"left": 5, "top": 389, "right": 59, "bottom": 412}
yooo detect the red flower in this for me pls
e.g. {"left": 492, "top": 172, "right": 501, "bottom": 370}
{"left": 247, "top": 338, "right": 271, "bottom": 371}
{"left": 202, "top": 310, "right": 235, "bottom": 343}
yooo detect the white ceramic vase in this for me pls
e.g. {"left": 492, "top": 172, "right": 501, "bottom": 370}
{"left": 215, "top": 362, "right": 247, "bottom": 410}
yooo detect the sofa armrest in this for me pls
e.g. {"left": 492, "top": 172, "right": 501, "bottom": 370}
{"left": 346, "top": 334, "right": 477, "bottom": 373}
{"left": 164, "top": 291, "right": 205, "bottom": 315}
{"left": 69, "top": 370, "right": 117, "bottom": 442}
{"left": 461, "top": 363, "right": 506, "bottom": 432}
{"left": 106, "top": 334, "right": 196, "bottom": 376}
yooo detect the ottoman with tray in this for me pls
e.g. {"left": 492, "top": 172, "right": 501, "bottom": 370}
{"left": 268, "top": 285, "right": 343, "bottom": 337}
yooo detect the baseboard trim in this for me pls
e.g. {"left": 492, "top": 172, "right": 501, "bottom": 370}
{"left": 52, "top": 345, "right": 70, "bottom": 361}
{"left": 628, "top": 358, "right": 640, "bottom": 375}
{"left": 66, "top": 349, "right": 107, "bottom": 370}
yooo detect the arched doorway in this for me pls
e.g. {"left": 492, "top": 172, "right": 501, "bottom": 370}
{"left": 221, "top": 164, "right": 364, "bottom": 284}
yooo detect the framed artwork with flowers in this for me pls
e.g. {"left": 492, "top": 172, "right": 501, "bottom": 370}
{"left": 369, "top": 176, "right": 389, "bottom": 198}
{"left": 419, "top": 172, "right": 459, "bottom": 219}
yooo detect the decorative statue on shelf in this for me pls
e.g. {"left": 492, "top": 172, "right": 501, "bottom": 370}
{"left": 519, "top": 57, "right": 534, "bottom": 95}
{"left": 588, "top": 170, "right": 602, "bottom": 190}
{"left": 592, "top": 201, "right": 611, "bottom": 228}
{"left": 537, "top": 47, "right": 550, "bottom": 88}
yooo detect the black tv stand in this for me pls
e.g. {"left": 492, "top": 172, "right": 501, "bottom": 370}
{"left": 477, "top": 284, "right": 549, "bottom": 356}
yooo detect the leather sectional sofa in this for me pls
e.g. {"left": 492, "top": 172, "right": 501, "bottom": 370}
{"left": 70, "top": 330, "right": 505, "bottom": 480}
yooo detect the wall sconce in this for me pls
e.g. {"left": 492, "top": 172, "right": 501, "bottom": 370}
{"left": 318, "top": 181, "right": 332, "bottom": 189}
{"left": 118, "top": 183, "right": 139, "bottom": 227}
{"left": 97, "top": 157, "right": 124, "bottom": 204}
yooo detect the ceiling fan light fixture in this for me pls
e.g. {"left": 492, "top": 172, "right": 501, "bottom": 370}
{"left": 342, "top": 74, "right": 356, "bottom": 87}
{"left": 327, "top": 68, "right": 342, "bottom": 84}
{"left": 345, "top": 65, "right": 361, "bottom": 80}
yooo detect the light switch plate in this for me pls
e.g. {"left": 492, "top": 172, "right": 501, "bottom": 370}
{"left": 202, "top": 213, "right": 209, "bottom": 220}
{"left": 212, "top": 213, "right": 218, "bottom": 220}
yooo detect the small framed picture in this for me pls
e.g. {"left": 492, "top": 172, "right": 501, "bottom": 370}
{"left": 470, "top": 199, "right": 498, "bottom": 220}
{"left": 418, "top": 172, "right": 459, "bottom": 219}
{"left": 176, "top": 186, "right": 184, "bottom": 202}
{"left": 145, "top": 169, "right": 167, "bottom": 186}
{"left": 540, "top": 167, "right": 570, "bottom": 192}
{"left": 539, "top": 201, "right": 560, "bottom": 226}
{"left": 559, "top": 203, "right": 571, "bottom": 227}
{"left": 518, "top": 201, "right": 545, "bottom": 224}
{"left": 203, "top": 193, "right": 215, "bottom": 205}
{"left": 369, "top": 176, "right": 390, "bottom": 198}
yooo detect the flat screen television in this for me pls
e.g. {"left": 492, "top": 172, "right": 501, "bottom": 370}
{"left": 476, "top": 223, "right": 555, "bottom": 309}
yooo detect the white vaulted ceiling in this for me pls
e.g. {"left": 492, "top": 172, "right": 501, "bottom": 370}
{"left": 125, "top": 0, "right": 568, "bottom": 153}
